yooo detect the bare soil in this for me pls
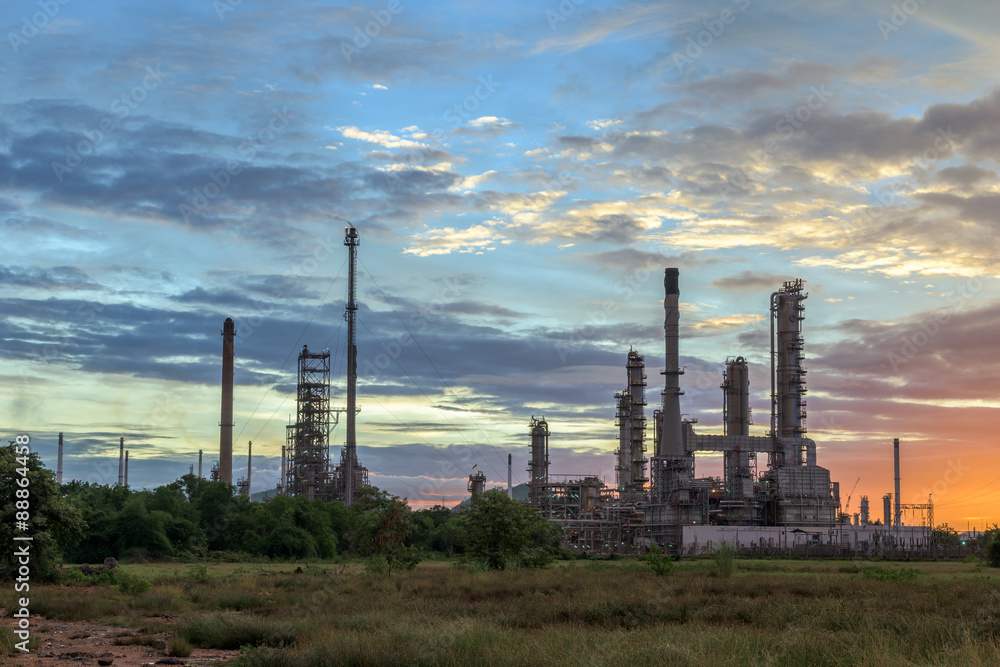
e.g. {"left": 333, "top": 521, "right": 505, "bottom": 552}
{"left": 2, "top": 617, "right": 238, "bottom": 667}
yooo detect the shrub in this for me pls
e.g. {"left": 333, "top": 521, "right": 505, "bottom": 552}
{"left": 713, "top": 541, "right": 736, "bottom": 578}
{"left": 166, "top": 635, "right": 193, "bottom": 657}
{"left": 179, "top": 613, "right": 298, "bottom": 650}
{"left": 988, "top": 536, "right": 1000, "bottom": 568}
{"left": 116, "top": 569, "right": 152, "bottom": 595}
{"left": 861, "top": 565, "right": 922, "bottom": 582}
{"left": 644, "top": 545, "right": 675, "bottom": 576}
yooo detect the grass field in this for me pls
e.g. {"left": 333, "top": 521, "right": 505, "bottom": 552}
{"left": 5, "top": 558, "right": 1000, "bottom": 666}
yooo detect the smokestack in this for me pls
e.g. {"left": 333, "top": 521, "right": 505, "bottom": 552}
{"left": 507, "top": 453, "right": 512, "bottom": 499}
{"left": 220, "top": 317, "right": 235, "bottom": 486}
{"left": 190, "top": 463, "right": 194, "bottom": 475}
{"left": 124, "top": 450, "right": 129, "bottom": 488}
{"left": 660, "top": 268, "right": 683, "bottom": 457}
{"left": 247, "top": 440, "right": 252, "bottom": 498}
{"left": 118, "top": 436, "right": 124, "bottom": 487}
{"left": 198, "top": 450, "right": 203, "bottom": 479}
{"left": 894, "top": 438, "right": 901, "bottom": 528}
{"left": 57, "top": 432, "right": 64, "bottom": 485}
{"left": 344, "top": 226, "right": 360, "bottom": 506}
{"left": 280, "top": 444, "right": 286, "bottom": 495}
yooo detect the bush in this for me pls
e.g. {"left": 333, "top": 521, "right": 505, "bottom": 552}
{"left": 988, "top": 536, "right": 1000, "bottom": 568}
{"left": 116, "top": 569, "right": 152, "bottom": 596}
{"left": 644, "top": 545, "right": 675, "bottom": 576}
{"left": 179, "top": 613, "right": 298, "bottom": 650}
{"left": 166, "top": 635, "right": 193, "bottom": 657}
{"left": 861, "top": 565, "right": 922, "bottom": 582}
{"left": 713, "top": 541, "right": 736, "bottom": 578}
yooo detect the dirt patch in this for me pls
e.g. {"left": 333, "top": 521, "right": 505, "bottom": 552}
{"left": 3, "top": 617, "right": 239, "bottom": 666}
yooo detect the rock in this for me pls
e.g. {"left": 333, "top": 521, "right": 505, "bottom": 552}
{"left": 104, "top": 557, "right": 119, "bottom": 570}
{"left": 98, "top": 659, "right": 114, "bottom": 666}
{"left": 155, "top": 658, "right": 186, "bottom": 665}
{"left": 152, "top": 639, "right": 167, "bottom": 650}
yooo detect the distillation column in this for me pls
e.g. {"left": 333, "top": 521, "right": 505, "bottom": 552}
{"left": 626, "top": 351, "right": 648, "bottom": 496}
{"left": 723, "top": 357, "right": 754, "bottom": 498}
{"left": 615, "top": 389, "right": 632, "bottom": 495}
{"left": 528, "top": 416, "right": 550, "bottom": 511}
{"left": 772, "top": 280, "right": 807, "bottom": 465}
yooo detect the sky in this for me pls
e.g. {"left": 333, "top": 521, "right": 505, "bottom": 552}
{"left": 2, "top": 0, "right": 999, "bottom": 529}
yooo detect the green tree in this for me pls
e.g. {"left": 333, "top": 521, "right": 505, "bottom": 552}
{"left": 1, "top": 442, "right": 85, "bottom": 580}
{"left": 933, "top": 523, "right": 961, "bottom": 547}
{"left": 373, "top": 501, "right": 420, "bottom": 575}
{"left": 465, "top": 490, "right": 561, "bottom": 570}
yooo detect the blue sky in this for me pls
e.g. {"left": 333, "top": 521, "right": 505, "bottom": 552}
{"left": 3, "top": 0, "right": 1000, "bottom": 525}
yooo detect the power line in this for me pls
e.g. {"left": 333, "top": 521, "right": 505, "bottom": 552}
{"left": 359, "top": 259, "right": 519, "bottom": 484}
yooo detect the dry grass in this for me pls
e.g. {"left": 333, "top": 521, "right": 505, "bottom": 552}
{"left": 6, "top": 559, "right": 1000, "bottom": 665}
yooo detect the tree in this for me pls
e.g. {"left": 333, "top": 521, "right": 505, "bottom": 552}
{"left": 465, "top": 490, "right": 561, "bottom": 570}
{"left": 372, "top": 501, "right": 419, "bottom": 575}
{"left": 1, "top": 442, "right": 85, "bottom": 580}
{"left": 933, "top": 523, "right": 961, "bottom": 547}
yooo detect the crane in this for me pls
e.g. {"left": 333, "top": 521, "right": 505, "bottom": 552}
{"left": 844, "top": 477, "right": 861, "bottom": 516}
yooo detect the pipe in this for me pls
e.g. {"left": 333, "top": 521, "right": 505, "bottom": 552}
{"left": 660, "top": 268, "right": 683, "bottom": 457}
{"left": 894, "top": 438, "right": 901, "bottom": 528}
{"left": 220, "top": 318, "right": 235, "bottom": 486}
{"left": 118, "top": 436, "right": 124, "bottom": 487}
{"left": 57, "top": 432, "right": 63, "bottom": 485}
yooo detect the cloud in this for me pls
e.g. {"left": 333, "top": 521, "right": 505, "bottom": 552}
{"left": 711, "top": 270, "right": 795, "bottom": 292}
{"left": 338, "top": 126, "right": 427, "bottom": 149}
{"left": 402, "top": 224, "right": 505, "bottom": 257}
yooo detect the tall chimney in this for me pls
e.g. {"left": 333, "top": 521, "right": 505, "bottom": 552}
{"left": 247, "top": 440, "right": 252, "bottom": 498}
{"left": 344, "top": 226, "right": 360, "bottom": 506}
{"left": 198, "top": 449, "right": 203, "bottom": 479}
{"left": 280, "top": 444, "right": 286, "bottom": 495}
{"left": 893, "top": 438, "right": 901, "bottom": 528}
{"left": 220, "top": 318, "right": 235, "bottom": 486}
{"left": 507, "top": 453, "right": 512, "bottom": 499}
{"left": 124, "top": 450, "right": 129, "bottom": 488}
{"left": 118, "top": 436, "right": 124, "bottom": 486}
{"left": 57, "top": 432, "right": 64, "bottom": 485}
{"left": 660, "top": 268, "right": 683, "bottom": 457}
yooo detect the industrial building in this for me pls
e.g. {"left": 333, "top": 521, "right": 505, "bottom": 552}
{"left": 521, "top": 269, "right": 933, "bottom": 555}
